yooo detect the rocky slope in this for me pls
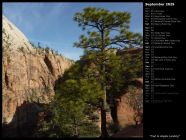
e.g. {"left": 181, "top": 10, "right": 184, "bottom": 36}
{"left": 2, "top": 16, "right": 73, "bottom": 136}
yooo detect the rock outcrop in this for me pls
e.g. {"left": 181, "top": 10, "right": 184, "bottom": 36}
{"left": 2, "top": 16, "right": 73, "bottom": 136}
{"left": 116, "top": 48, "right": 143, "bottom": 128}
{"left": 110, "top": 48, "right": 143, "bottom": 134}
{"left": 116, "top": 78, "right": 143, "bottom": 127}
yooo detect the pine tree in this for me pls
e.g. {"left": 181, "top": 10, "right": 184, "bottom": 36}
{"left": 36, "top": 61, "right": 102, "bottom": 137}
{"left": 74, "top": 7, "right": 142, "bottom": 137}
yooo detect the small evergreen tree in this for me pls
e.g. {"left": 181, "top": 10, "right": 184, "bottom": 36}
{"left": 45, "top": 46, "right": 50, "bottom": 54}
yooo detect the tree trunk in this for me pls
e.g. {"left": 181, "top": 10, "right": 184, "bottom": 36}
{"left": 100, "top": 99, "right": 109, "bottom": 137}
{"left": 100, "top": 29, "right": 109, "bottom": 137}
{"left": 110, "top": 100, "right": 120, "bottom": 133}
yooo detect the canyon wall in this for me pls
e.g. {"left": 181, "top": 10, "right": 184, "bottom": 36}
{"left": 2, "top": 16, "right": 73, "bottom": 136}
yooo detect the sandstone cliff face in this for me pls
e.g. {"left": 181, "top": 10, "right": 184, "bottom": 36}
{"left": 2, "top": 16, "right": 73, "bottom": 128}
{"left": 116, "top": 78, "right": 143, "bottom": 127}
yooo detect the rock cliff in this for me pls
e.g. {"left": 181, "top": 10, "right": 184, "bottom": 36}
{"left": 116, "top": 78, "right": 143, "bottom": 127}
{"left": 2, "top": 16, "right": 73, "bottom": 136}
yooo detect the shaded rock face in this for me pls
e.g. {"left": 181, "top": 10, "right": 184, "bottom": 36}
{"left": 2, "top": 101, "right": 43, "bottom": 137}
{"left": 111, "top": 124, "right": 143, "bottom": 138}
{"left": 2, "top": 16, "right": 73, "bottom": 136}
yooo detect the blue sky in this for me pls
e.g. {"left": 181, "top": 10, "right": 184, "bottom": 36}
{"left": 3, "top": 2, "right": 143, "bottom": 61}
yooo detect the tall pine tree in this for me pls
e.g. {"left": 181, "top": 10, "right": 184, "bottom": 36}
{"left": 74, "top": 7, "right": 142, "bottom": 137}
